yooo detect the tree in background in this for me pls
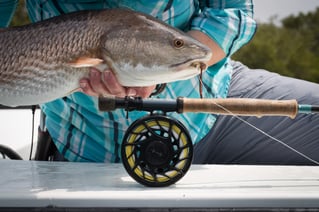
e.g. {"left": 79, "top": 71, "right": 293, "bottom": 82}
{"left": 233, "top": 8, "right": 319, "bottom": 83}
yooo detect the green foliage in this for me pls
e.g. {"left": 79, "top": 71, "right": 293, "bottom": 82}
{"left": 233, "top": 8, "right": 319, "bottom": 83}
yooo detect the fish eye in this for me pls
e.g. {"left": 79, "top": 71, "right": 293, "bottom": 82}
{"left": 173, "top": 39, "right": 184, "bottom": 48}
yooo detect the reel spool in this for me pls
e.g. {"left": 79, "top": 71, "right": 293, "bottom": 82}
{"left": 121, "top": 115, "right": 193, "bottom": 187}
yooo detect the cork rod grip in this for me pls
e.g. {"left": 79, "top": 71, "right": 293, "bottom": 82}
{"left": 180, "top": 98, "right": 298, "bottom": 119}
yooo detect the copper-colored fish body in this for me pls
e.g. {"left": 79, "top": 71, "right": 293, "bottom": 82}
{"left": 0, "top": 9, "right": 211, "bottom": 106}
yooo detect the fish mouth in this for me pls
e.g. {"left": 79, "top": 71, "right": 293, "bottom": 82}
{"left": 191, "top": 61, "right": 207, "bottom": 71}
{"left": 171, "top": 58, "right": 208, "bottom": 72}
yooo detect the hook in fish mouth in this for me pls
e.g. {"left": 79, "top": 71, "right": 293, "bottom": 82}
{"left": 191, "top": 62, "right": 207, "bottom": 72}
{"left": 170, "top": 59, "right": 208, "bottom": 73}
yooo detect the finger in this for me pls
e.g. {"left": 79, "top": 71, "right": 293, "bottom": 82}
{"left": 79, "top": 78, "right": 99, "bottom": 96}
{"left": 89, "top": 68, "right": 109, "bottom": 95}
{"left": 102, "top": 71, "right": 127, "bottom": 97}
{"left": 127, "top": 88, "right": 137, "bottom": 96}
{"left": 129, "top": 85, "right": 157, "bottom": 98}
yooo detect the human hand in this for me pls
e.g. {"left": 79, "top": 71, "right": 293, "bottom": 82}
{"left": 79, "top": 68, "right": 156, "bottom": 98}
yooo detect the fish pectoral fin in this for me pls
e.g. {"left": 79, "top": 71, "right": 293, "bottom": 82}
{"left": 68, "top": 57, "right": 104, "bottom": 68}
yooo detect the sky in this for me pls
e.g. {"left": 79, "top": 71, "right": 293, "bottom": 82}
{"left": 1, "top": 0, "right": 319, "bottom": 160}
{"left": 254, "top": 0, "right": 319, "bottom": 24}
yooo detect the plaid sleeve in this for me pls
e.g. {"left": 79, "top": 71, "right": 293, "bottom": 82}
{"left": 0, "top": 0, "right": 18, "bottom": 27}
{"left": 191, "top": 0, "right": 257, "bottom": 56}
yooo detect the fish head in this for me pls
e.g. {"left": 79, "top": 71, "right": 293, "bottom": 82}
{"left": 100, "top": 9, "right": 212, "bottom": 87}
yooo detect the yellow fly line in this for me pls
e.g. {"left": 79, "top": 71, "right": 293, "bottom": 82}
{"left": 124, "top": 120, "right": 190, "bottom": 183}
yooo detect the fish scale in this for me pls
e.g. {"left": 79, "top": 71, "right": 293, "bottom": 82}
{"left": 0, "top": 9, "right": 212, "bottom": 107}
{"left": 1, "top": 13, "right": 101, "bottom": 106}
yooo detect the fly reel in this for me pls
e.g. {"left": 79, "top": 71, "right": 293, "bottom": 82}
{"left": 121, "top": 115, "right": 193, "bottom": 187}
{"left": 99, "top": 96, "right": 319, "bottom": 187}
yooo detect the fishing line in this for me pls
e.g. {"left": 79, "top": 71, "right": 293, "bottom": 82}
{"left": 212, "top": 101, "right": 319, "bottom": 165}
{"left": 198, "top": 69, "right": 203, "bottom": 99}
{"left": 29, "top": 105, "right": 37, "bottom": 160}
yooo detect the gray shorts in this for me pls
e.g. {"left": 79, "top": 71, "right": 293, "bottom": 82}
{"left": 193, "top": 61, "right": 319, "bottom": 165}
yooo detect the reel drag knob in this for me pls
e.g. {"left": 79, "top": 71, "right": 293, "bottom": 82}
{"left": 121, "top": 115, "right": 193, "bottom": 187}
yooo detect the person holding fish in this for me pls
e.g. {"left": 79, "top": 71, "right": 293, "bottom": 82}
{"left": 1, "top": 0, "right": 319, "bottom": 165}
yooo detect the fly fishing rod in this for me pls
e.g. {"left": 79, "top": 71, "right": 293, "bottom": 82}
{"left": 99, "top": 95, "right": 319, "bottom": 117}
{"left": 98, "top": 96, "right": 319, "bottom": 187}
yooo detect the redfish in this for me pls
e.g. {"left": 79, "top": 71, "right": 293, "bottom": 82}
{"left": 0, "top": 9, "right": 211, "bottom": 106}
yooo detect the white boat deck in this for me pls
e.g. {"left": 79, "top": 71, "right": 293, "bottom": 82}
{"left": 0, "top": 160, "right": 319, "bottom": 210}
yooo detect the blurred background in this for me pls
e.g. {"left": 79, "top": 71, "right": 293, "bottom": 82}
{"left": 1, "top": 0, "right": 319, "bottom": 159}
{"left": 235, "top": 0, "right": 319, "bottom": 83}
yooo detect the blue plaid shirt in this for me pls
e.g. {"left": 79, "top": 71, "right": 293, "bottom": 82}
{"left": 3, "top": 0, "right": 256, "bottom": 162}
